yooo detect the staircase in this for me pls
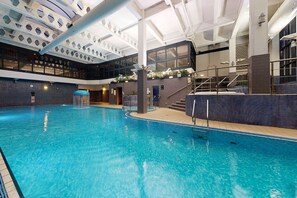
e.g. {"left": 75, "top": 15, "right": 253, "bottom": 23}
{"left": 169, "top": 97, "right": 186, "bottom": 112}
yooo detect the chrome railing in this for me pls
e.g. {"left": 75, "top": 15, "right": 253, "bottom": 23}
{"left": 191, "top": 64, "right": 248, "bottom": 95}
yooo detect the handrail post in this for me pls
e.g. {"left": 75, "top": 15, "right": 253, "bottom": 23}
{"left": 193, "top": 73, "right": 196, "bottom": 94}
{"left": 215, "top": 67, "right": 219, "bottom": 95}
{"left": 271, "top": 62, "right": 274, "bottom": 95}
{"left": 206, "top": 99, "right": 209, "bottom": 127}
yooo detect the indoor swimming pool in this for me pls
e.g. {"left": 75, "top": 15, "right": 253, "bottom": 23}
{"left": 0, "top": 105, "right": 296, "bottom": 197}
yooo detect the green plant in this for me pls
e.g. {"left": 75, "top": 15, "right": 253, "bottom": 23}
{"left": 180, "top": 69, "right": 188, "bottom": 76}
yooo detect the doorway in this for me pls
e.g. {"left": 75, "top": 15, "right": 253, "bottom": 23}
{"left": 152, "top": 86, "right": 160, "bottom": 106}
{"left": 116, "top": 87, "right": 122, "bottom": 105}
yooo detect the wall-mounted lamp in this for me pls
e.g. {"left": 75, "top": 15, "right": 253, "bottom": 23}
{"left": 258, "top": 13, "right": 266, "bottom": 26}
{"left": 43, "top": 85, "right": 48, "bottom": 90}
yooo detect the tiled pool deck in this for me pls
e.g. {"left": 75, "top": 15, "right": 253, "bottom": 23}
{"left": 0, "top": 152, "right": 20, "bottom": 198}
{"left": 94, "top": 103, "right": 297, "bottom": 140}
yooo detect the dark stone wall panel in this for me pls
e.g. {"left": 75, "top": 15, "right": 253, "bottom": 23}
{"left": 186, "top": 95, "right": 297, "bottom": 129}
{"left": 0, "top": 78, "right": 77, "bottom": 107}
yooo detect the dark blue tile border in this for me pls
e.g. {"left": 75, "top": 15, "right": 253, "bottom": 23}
{"left": 0, "top": 173, "right": 8, "bottom": 198}
{"left": 0, "top": 148, "right": 24, "bottom": 198}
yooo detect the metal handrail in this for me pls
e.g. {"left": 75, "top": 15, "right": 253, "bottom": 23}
{"left": 167, "top": 82, "right": 193, "bottom": 99}
{"left": 270, "top": 57, "right": 297, "bottom": 63}
{"left": 216, "top": 76, "right": 228, "bottom": 87}
{"left": 227, "top": 74, "right": 240, "bottom": 87}
{"left": 191, "top": 63, "right": 249, "bottom": 76}
{"left": 194, "top": 77, "right": 212, "bottom": 92}
{"left": 192, "top": 99, "right": 196, "bottom": 125}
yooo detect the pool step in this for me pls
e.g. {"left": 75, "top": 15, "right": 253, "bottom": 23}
{"left": 192, "top": 128, "right": 208, "bottom": 140}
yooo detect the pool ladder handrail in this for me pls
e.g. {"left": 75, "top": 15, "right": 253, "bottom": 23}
{"left": 192, "top": 99, "right": 196, "bottom": 125}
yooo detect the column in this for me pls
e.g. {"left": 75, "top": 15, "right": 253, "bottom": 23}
{"left": 248, "top": 0, "right": 270, "bottom": 94}
{"left": 229, "top": 37, "right": 237, "bottom": 87}
{"left": 137, "top": 18, "right": 147, "bottom": 113}
{"left": 269, "top": 34, "right": 280, "bottom": 84}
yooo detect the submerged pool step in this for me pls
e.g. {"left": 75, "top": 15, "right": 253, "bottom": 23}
{"left": 192, "top": 128, "right": 208, "bottom": 140}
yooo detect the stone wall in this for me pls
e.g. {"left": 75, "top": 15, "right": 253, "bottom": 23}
{"left": 109, "top": 77, "right": 190, "bottom": 107}
{"left": 186, "top": 94, "right": 297, "bottom": 129}
{"left": 0, "top": 78, "right": 77, "bottom": 106}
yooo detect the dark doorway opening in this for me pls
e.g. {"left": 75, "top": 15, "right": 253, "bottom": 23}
{"left": 116, "top": 87, "right": 122, "bottom": 105}
{"left": 153, "top": 86, "right": 160, "bottom": 106}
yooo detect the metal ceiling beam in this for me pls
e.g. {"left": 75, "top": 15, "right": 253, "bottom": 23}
{"left": 0, "top": 0, "right": 69, "bottom": 31}
{"left": 56, "top": 0, "right": 90, "bottom": 16}
{"left": 231, "top": 0, "right": 248, "bottom": 38}
{"left": 38, "top": 0, "right": 131, "bottom": 55}
{"left": 144, "top": 1, "right": 169, "bottom": 20}
{"left": 213, "top": 0, "right": 224, "bottom": 42}
{"left": 165, "top": 0, "right": 186, "bottom": 35}
{"left": 0, "top": 0, "right": 125, "bottom": 59}
{"left": 0, "top": 27, "right": 97, "bottom": 63}
{"left": 99, "top": 19, "right": 138, "bottom": 50}
{"left": 180, "top": 0, "right": 192, "bottom": 35}
{"left": 78, "top": 31, "right": 123, "bottom": 57}
{"left": 146, "top": 20, "right": 165, "bottom": 45}
{"left": 0, "top": 14, "right": 108, "bottom": 61}
{"left": 126, "top": 1, "right": 142, "bottom": 20}
{"left": 268, "top": 0, "right": 297, "bottom": 39}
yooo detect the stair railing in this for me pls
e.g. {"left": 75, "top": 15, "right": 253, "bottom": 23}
{"left": 191, "top": 64, "right": 249, "bottom": 94}
{"left": 216, "top": 76, "right": 228, "bottom": 87}
{"left": 167, "top": 82, "right": 193, "bottom": 99}
{"left": 227, "top": 74, "right": 240, "bottom": 88}
{"left": 193, "top": 77, "right": 212, "bottom": 93}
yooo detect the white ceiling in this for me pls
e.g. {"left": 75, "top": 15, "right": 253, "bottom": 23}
{"left": 0, "top": 0, "right": 291, "bottom": 64}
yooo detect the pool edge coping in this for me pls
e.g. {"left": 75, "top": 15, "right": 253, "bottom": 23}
{"left": 125, "top": 112, "right": 297, "bottom": 143}
{"left": 0, "top": 148, "right": 24, "bottom": 198}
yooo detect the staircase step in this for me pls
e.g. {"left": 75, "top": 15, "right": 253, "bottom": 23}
{"left": 171, "top": 103, "right": 185, "bottom": 108}
{"left": 169, "top": 106, "right": 185, "bottom": 112}
{"left": 176, "top": 101, "right": 185, "bottom": 105}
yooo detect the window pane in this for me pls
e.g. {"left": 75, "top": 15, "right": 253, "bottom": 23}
{"left": 64, "top": 69, "right": 70, "bottom": 77}
{"left": 45, "top": 66, "right": 55, "bottom": 75}
{"left": 55, "top": 68, "right": 63, "bottom": 76}
{"left": 157, "top": 49, "right": 166, "bottom": 61}
{"left": 3, "top": 59, "right": 18, "bottom": 70}
{"left": 178, "top": 58, "right": 189, "bottom": 67}
{"left": 19, "top": 62, "right": 32, "bottom": 72}
{"left": 156, "top": 62, "right": 166, "bottom": 71}
{"left": 148, "top": 52, "right": 156, "bottom": 65}
{"left": 126, "top": 58, "right": 132, "bottom": 67}
{"left": 177, "top": 45, "right": 188, "bottom": 57}
{"left": 147, "top": 63, "right": 156, "bottom": 71}
{"left": 33, "top": 64, "right": 44, "bottom": 73}
{"left": 166, "top": 47, "right": 177, "bottom": 60}
{"left": 167, "top": 60, "right": 177, "bottom": 69}
{"left": 132, "top": 56, "right": 138, "bottom": 64}
{"left": 126, "top": 68, "right": 133, "bottom": 76}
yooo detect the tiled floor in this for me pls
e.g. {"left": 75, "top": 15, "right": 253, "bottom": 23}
{"left": 93, "top": 104, "right": 297, "bottom": 140}
{"left": 0, "top": 153, "right": 20, "bottom": 198}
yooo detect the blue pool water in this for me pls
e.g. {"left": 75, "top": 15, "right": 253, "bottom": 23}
{"left": 0, "top": 105, "right": 297, "bottom": 197}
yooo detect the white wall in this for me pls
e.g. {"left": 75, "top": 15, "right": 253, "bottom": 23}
{"left": 196, "top": 49, "right": 230, "bottom": 77}
{"left": 268, "top": 34, "right": 280, "bottom": 76}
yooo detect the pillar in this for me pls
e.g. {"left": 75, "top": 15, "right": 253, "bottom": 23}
{"left": 269, "top": 34, "right": 280, "bottom": 84}
{"left": 248, "top": 0, "right": 270, "bottom": 94}
{"left": 229, "top": 37, "right": 237, "bottom": 87}
{"left": 137, "top": 18, "right": 147, "bottom": 113}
